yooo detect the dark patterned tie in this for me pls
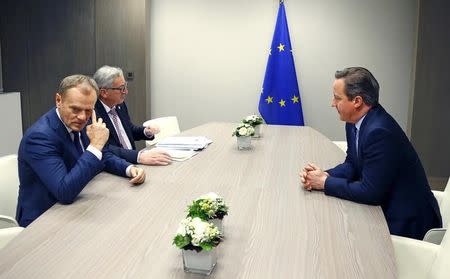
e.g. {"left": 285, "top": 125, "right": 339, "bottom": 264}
{"left": 354, "top": 126, "right": 359, "bottom": 157}
{"left": 109, "top": 107, "right": 128, "bottom": 149}
{"left": 72, "top": 131, "right": 83, "bottom": 155}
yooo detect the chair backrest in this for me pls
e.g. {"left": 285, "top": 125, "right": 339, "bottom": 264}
{"left": 143, "top": 116, "right": 181, "bottom": 147}
{"left": 439, "top": 177, "right": 450, "bottom": 228}
{"left": 0, "top": 226, "right": 24, "bottom": 250}
{"left": 332, "top": 141, "right": 347, "bottom": 153}
{"left": 0, "top": 154, "right": 19, "bottom": 219}
{"left": 429, "top": 230, "right": 450, "bottom": 279}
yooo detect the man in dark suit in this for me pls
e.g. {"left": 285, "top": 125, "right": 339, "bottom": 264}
{"left": 300, "top": 67, "right": 442, "bottom": 240}
{"left": 17, "top": 75, "right": 146, "bottom": 227}
{"left": 93, "top": 65, "right": 171, "bottom": 165}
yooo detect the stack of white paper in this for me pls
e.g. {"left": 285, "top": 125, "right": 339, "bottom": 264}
{"left": 155, "top": 136, "right": 213, "bottom": 151}
{"left": 158, "top": 148, "right": 198, "bottom": 162}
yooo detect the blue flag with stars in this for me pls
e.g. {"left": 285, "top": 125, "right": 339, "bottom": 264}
{"left": 258, "top": 1, "right": 304, "bottom": 126}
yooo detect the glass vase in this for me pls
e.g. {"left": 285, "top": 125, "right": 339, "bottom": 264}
{"left": 211, "top": 218, "right": 223, "bottom": 235}
{"left": 182, "top": 248, "right": 217, "bottom": 275}
{"left": 252, "top": 124, "right": 261, "bottom": 138}
{"left": 237, "top": 136, "right": 251, "bottom": 150}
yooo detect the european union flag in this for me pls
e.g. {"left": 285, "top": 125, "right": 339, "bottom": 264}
{"left": 258, "top": 1, "right": 304, "bottom": 126}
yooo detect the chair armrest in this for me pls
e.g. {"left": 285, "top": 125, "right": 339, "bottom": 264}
{"left": 0, "top": 226, "right": 24, "bottom": 250}
{"left": 432, "top": 190, "right": 444, "bottom": 208}
{"left": 392, "top": 235, "right": 439, "bottom": 279}
{"left": 423, "top": 228, "right": 446, "bottom": 245}
{"left": 0, "top": 215, "right": 19, "bottom": 229}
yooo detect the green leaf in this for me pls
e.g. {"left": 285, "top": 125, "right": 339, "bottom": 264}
{"left": 199, "top": 243, "right": 213, "bottom": 251}
{"left": 173, "top": 235, "right": 190, "bottom": 249}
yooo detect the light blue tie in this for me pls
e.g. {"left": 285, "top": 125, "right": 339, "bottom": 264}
{"left": 355, "top": 126, "right": 359, "bottom": 157}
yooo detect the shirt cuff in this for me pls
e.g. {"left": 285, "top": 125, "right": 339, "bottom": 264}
{"left": 87, "top": 145, "right": 102, "bottom": 160}
{"left": 136, "top": 150, "right": 144, "bottom": 164}
{"left": 125, "top": 165, "right": 134, "bottom": 177}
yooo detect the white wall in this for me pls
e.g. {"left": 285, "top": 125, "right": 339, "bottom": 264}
{"left": 0, "top": 92, "right": 22, "bottom": 156}
{"left": 147, "top": 0, "right": 418, "bottom": 140}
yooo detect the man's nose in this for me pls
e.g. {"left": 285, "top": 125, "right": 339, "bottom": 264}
{"left": 77, "top": 112, "right": 87, "bottom": 121}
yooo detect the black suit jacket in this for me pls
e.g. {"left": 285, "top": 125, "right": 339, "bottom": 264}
{"left": 95, "top": 100, "right": 154, "bottom": 164}
{"left": 325, "top": 105, "right": 442, "bottom": 240}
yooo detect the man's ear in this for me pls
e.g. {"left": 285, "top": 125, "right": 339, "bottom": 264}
{"left": 55, "top": 93, "right": 62, "bottom": 108}
{"left": 99, "top": 88, "right": 107, "bottom": 99}
{"left": 353, "top": 95, "right": 364, "bottom": 108}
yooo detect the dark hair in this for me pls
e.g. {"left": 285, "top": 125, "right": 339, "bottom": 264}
{"left": 58, "top": 74, "right": 99, "bottom": 96}
{"left": 335, "top": 67, "right": 379, "bottom": 106}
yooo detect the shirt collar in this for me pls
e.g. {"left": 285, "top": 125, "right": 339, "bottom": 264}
{"left": 355, "top": 114, "right": 367, "bottom": 131}
{"left": 55, "top": 108, "right": 74, "bottom": 134}
{"left": 100, "top": 100, "right": 115, "bottom": 113}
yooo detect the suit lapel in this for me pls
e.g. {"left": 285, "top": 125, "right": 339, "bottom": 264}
{"left": 355, "top": 105, "right": 382, "bottom": 173}
{"left": 95, "top": 100, "right": 122, "bottom": 146}
{"left": 116, "top": 103, "right": 134, "bottom": 147}
{"left": 47, "top": 108, "right": 81, "bottom": 159}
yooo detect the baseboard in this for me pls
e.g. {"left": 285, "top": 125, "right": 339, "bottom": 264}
{"left": 428, "top": 176, "right": 448, "bottom": 191}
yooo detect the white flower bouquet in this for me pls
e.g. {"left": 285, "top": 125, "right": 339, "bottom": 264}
{"left": 232, "top": 123, "right": 255, "bottom": 137}
{"left": 242, "top": 114, "right": 263, "bottom": 126}
{"left": 173, "top": 217, "right": 222, "bottom": 252}
{"left": 187, "top": 192, "right": 229, "bottom": 221}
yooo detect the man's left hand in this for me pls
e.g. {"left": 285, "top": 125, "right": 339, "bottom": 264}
{"left": 129, "top": 166, "right": 146, "bottom": 185}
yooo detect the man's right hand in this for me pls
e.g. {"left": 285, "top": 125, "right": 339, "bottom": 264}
{"left": 138, "top": 149, "right": 172, "bottom": 166}
{"left": 86, "top": 110, "right": 109, "bottom": 151}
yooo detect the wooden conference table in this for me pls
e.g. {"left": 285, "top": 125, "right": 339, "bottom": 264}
{"left": 0, "top": 123, "right": 396, "bottom": 279}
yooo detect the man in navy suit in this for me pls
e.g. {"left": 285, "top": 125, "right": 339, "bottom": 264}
{"left": 17, "top": 75, "right": 146, "bottom": 227}
{"left": 93, "top": 65, "right": 171, "bottom": 165}
{"left": 300, "top": 67, "right": 442, "bottom": 240}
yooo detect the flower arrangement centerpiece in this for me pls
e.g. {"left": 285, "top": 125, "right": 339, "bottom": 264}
{"left": 232, "top": 123, "right": 255, "bottom": 150}
{"left": 242, "top": 114, "right": 263, "bottom": 138}
{"left": 187, "top": 192, "right": 229, "bottom": 232}
{"left": 173, "top": 217, "right": 222, "bottom": 275}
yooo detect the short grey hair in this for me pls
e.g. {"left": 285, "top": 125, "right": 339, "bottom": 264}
{"left": 58, "top": 74, "right": 98, "bottom": 96}
{"left": 93, "top": 65, "right": 124, "bottom": 88}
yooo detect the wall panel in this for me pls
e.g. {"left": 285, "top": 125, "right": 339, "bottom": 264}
{"left": 95, "top": 0, "right": 146, "bottom": 133}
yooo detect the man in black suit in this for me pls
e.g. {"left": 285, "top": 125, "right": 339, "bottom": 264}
{"left": 93, "top": 65, "right": 171, "bottom": 165}
{"left": 300, "top": 67, "right": 441, "bottom": 240}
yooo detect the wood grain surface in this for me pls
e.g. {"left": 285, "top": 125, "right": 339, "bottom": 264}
{"left": 0, "top": 123, "right": 396, "bottom": 279}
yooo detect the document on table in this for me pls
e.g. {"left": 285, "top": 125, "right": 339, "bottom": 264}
{"left": 155, "top": 136, "right": 213, "bottom": 151}
{"left": 159, "top": 148, "right": 198, "bottom": 162}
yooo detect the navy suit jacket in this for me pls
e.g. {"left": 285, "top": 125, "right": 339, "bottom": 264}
{"left": 325, "top": 105, "right": 442, "bottom": 239}
{"left": 95, "top": 100, "right": 154, "bottom": 164}
{"left": 16, "top": 108, "right": 131, "bottom": 227}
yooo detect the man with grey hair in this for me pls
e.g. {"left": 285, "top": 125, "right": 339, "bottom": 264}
{"left": 17, "top": 74, "right": 146, "bottom": 227}
{"left": 300, "top": 67, "right": 441, "bottom": 240}
{"left": 93, "top": 65, "right": 171, "bottom": 165}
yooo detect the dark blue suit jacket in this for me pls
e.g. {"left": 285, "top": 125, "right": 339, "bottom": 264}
{"left": 16, "top": 108, "right": 131, "bottom": 227}
{"left": 95, "top": 101, "right": 154, "bottom": 164}
{"left": 325, "top": 105, "right": 442, "bottom": 239}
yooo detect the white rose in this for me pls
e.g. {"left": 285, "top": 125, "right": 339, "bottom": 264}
{"left": 238, "top": 127, "right": 248, "bottom": 136}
